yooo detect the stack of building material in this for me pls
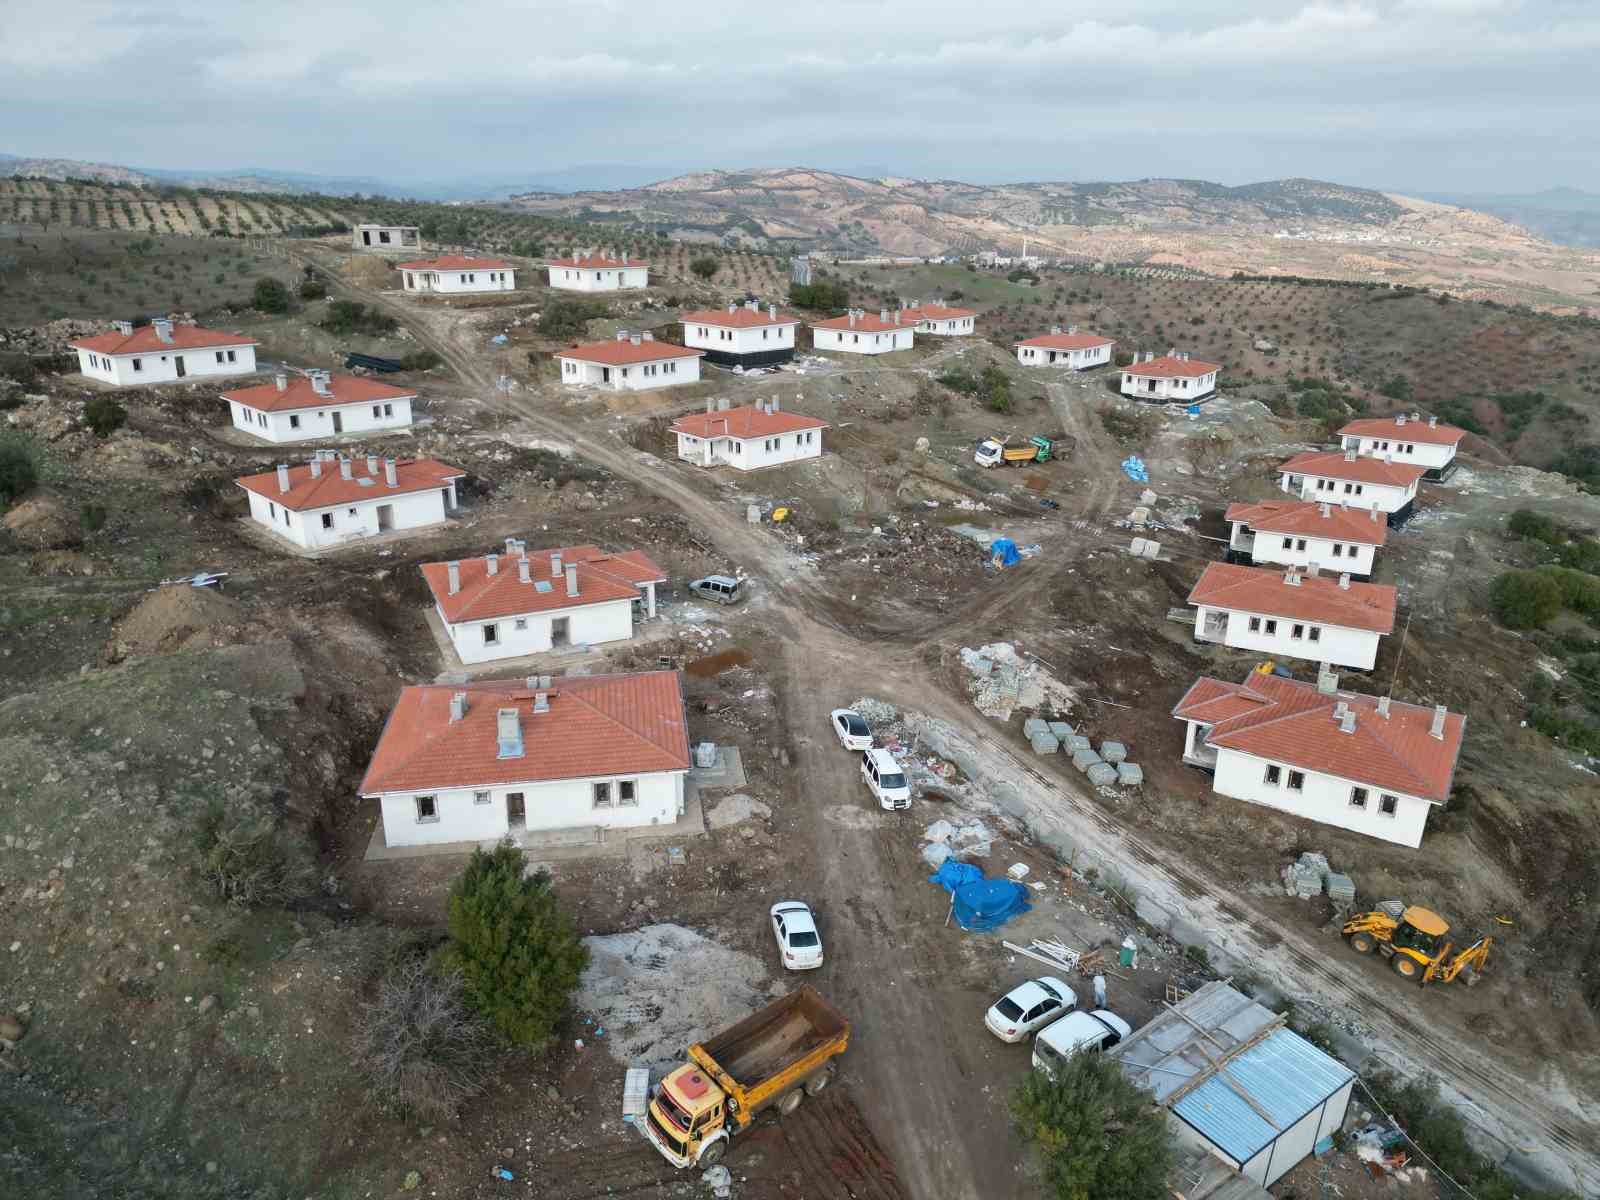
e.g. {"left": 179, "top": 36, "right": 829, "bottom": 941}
{"left": 1023, "top": 716, "right": 1049, "bottom": 739}
{"left": 622, "top": 1067, "right": 651, "bottom": 1122}
{"left": 1086, "top": 761, "right": 1118, "bottom": 787}
{"left": 1071, "top": 746, "right": 1103, "bottom": 773}
{"left": 694, "top": 742, "right": 718, "bottom": 768}
{"left": 1048, "top": 721, "right": 1074, "bottom": 742}
{"left": 1100, "top": 741, "right": 1128, "bottom": 764}
{"left": 1116, "top": 762, "right": 1144, "bottom": 787}
{"left": 1066, "top": 733, "right": 1092, "bottom": 753}
{"left": 1031, "top": 731, "right": 1061, "bottom": 755}
{"left": 1326, "top": 873, "right": 1357, "bottom": 905}
{"left": 1282, "top": 852, "right": 1328, "bottom": 900}
{"left": 1002, "top": 937, "right": 1084, "bottom": 973}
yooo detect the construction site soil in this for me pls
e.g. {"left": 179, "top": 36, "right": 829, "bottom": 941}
{"left": 3, "top": 237, "right": 1600, "bottom": 1199}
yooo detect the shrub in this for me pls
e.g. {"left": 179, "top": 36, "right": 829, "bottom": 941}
{"left": 400, "top": 350, "right": 443, "bottom": 371}
{"left": 252, "top": 276, "right": 291, "bottom": 313}
{"left": 190, "top": 800, "right": 313, "bottom": 907}
{"left": 538, "top": 299, "right": 609, "bottom": 340}
{"left": 443, "top": 840, "right": 588, "bottom": 1048}
{"left": 298, "top": 279, "right": 328, "bottom": 300}
{"left": 1012, "top": 1049, "right": 1173, "bottom": 1200}
{"left": 1507, "top": 508, "right": 1563, "bottom": 545}
{"left": 80, "top": 502, "right": 107, "bottom": 533}
{"left": 0, "top": 440, "right": 38, "bottom": 506}
{"left": 1488, "top": 569, "right": 1562, "bottom": 629}
{"left": 85, "top": 395, "right": 127, "bottom": 438}
{"left": 322, "top": 300, "right": 398, "bottom": 337}
{"left": 1379, "top": 374, "right": 1413, "bottom": 400}
{"left": 789, "top": 280, "right": 850, "bottom": 310}
{"left": 689, "top": 255, "right": 719, "bottom": 280}
{"left": 351, "top": 952, "right": 493, "bottom": 1122}
{"left": 979, "top": 365, "right": 1013, "bottom": 413}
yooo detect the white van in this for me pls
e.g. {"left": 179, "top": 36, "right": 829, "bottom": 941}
{"left": 1031, "top": 1010, "right": 1132, "bottom": 1076}
{"left": 860, "top": 748, "right": 911, "bottom": 809}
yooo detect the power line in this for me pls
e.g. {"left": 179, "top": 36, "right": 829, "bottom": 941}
{"left": 1350, "top": 1072, "right": 1485, "bottom": 1200}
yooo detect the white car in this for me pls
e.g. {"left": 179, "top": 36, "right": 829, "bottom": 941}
{"left": 831, "top": 708, "right": 874, "bottom": 751}
{"left": 1031, "top": 1009, "right": 1132, "bottom": 1075}
{"left": 770, "top": 901, "right": 824, "bottom": 970}
{"left": 984, "top": 976, "right": 1077, "bottom": 1043}
{"left": 860, "top": 748, "right": 911, "bottom": 810}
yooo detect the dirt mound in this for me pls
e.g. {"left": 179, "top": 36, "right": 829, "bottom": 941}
{"left": 106, "top": 585, "right": 246, "bottom": 660}
{"left": 339, "top": 256, "right": 394, "bottom": 287}
{"left": 1, "top": 489, "right": 80, "bottom": 549}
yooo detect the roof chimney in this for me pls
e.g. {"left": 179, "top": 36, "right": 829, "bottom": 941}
{"left": 630, "top": 333, "right": 641, "bottom": 346}
{"left": 1067, "top": 324, "right": 1078, "bottom": 334}
{"left": 505, "top": 536, "right": 518, "bottom": 557}
{"left": 276, "top": 463, "right": 290, "bottom": 493}
{"left": 1305, "top": 563, "right": 1320, "bottom": 578}
{"left": 309, "top": 456, "right": 322, "bottom": 478}
{"left": 115, "top": 320, "right": 133, "bottom": 336}
{"left": 1338, "top": 572, "right": 1351, "bottom": 590}
{"left": 384, "top": 458, "right": 398, "bottom": 488}
{"left": 746, "top": 298, "right": 758, "bottom": 311}
{"left": 566, "top": 564, "right": 579, "bottom": 597}
{"left": 518, "top": 557, "right": 531, "bottom": 583}
{"left": 1050, "top": 325, "right": 1061, "bottom": 335}
{"left": 486, "top": 553, "right": 499, "bottom": 577}
{"left": 768, "top": 303, "right": 777, "bottom": 319}
{"left": 1377, "top": 695, "right": 1391, "bottom": 718}
{"left": 1317, "top": 667, "right": 1339, "bottom": 694}
{"left": 771, "top": 396, "right": 780, "bottom": 412}
{"left": 449, "top": 692, "right": 467, "bottom": 722}
{"left": 1339, "top": 709, "right": 1357, "bottom": 734}
{"left": 1319, "top": 502, "right": 1331, "bottom": 518}
{"left": 848, "top": 311, "right": 857, "bottom": 327}
{"left": 1344, "top": 448, "right": 1358, "bottom": 462}
{"left": 718, "top": 396, "right": 730, "bottom": 411}
{"left": 879, "top": 309, "right": 890, "bottom": 322}
{"left": 616, "top": 330, "right": 628, "bottom": 341}
{"left": 1369, "top": 507, "right": 1379, "bottom": 523}
{"left": 339, "top": 456, "right": 353, "bottom": 480}
{"left": 1396, "top": 413, "right": 1407, "bottom": 426}
{"left": 153, "top": 318, "right": 174, "bottom": 344}
{"left": 496, "top": 708, "right": 524, "bottom": 759}
{"left": 533, "top": 691, "right": 550, "bottom": 713}
{"left": 705, "top": 398, "right": 715, "bottom": 413}
{"left": 366, "top": 453, "right": 379, "bottom": 475}
{"left": 551, "top": 552, "right": 563, "bottom": 577}
{"left": 641, "top": 331, "right": 653, "bottom": 341}
{"left": 1428, "top": 415, "right": 1438, "bottom": 428}
{"left": 1411, "top": 411, "right": 1421, "bottom": 422}
{"left": 275, "top": 373, "right": 287, "bottom": 392}
{"left": 310, "top": 371, "right": 331, "bottom": 397}
{"left": 1430, "top": 704, "right": 1447, "bottom": 739}
{"left": 727, "top": 302, "right": 737, "bottom": 314}
{"left": 446, "top": 560, "right": 461, "bottom": 594}
{"left": 1284, "top": 570, "right": 1302, "bottom": 587}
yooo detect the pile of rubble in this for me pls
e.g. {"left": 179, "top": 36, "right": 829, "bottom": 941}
{"left": 959, "top": 642, "right": 1077, "bottom": 721}
{"left": 921, "top": 817, "right": 995, "bottom": 868}
{"left": 1282, "top": 851, "right": 1356, "bottom": 904}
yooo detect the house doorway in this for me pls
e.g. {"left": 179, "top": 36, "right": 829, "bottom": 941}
{"left": 551, "top": 617, "right": 570, "bottom": 647}
{"left": 600, "top": 367, "right": 611, "bottom": 385}
{"left": 174, "top": 356, "right": 187, "bottom": 378}
{"left": 362, "top": 230, "right": 373, "bottom": 245}
{"left": 506, "top": 792, "right": 526, "bottom": 831}
{"left": 332, "top": 411, "right": 343, "bottom": 433}
{"left": 376, "top": 504, "right": 394, "bottom": 532}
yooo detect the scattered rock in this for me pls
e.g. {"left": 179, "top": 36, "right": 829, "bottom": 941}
{"left": 197, "top": 994, "right": 219, "bottom": 1015}
{"left": 0, "top": 1013, "right": 25, "bottom": 1041}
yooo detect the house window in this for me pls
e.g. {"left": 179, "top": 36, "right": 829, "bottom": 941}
{"left": 1282, "top": 537, "right": 1293, "bottom": 550}
{"left": 1379, "top": 794, "right": 1399, "bottom": 816}
{"left": 1248, "top": 616, "right": 1261, "bottom": 632}
{"left": 514, "top": 618, "right": 527, "bottom": 630}
{"left": 373, "top": 406, "right": 381, "bottom": 417}
{"left": 1291, "top": 623, "right": 1305, "bottom": 640}
{"left": 806, "top": 431, "right": 814, "bottom": 444}
{"left": 1264, "top": 619, "right": 1278, "bottom": 634}
{"left": 289, "top": 414, "right": 300, "bottom": 429}
{"left": 473, "top": 790, "right": 490, "bottom": 805}
{"left": 1309, "top": 626, "right": 1321, "bottom": 642}
{"left": 383, "top": 403, "right": 393, "bottom": 416}
{"left": 1332, "top": 543, "right": 1343, "bottom": 557}
{"left": 1287, "top": 770, "right": 1305, "bottom": 792}
{"left": 267, "top": 501, "right": 276, "bottom": 518}
{"left": 618, "top": 780, "right": 637, "bottom": 806}
{"left": 321, "top": 513, "right": 334, "bottom": 529}
{"left": 215, "top": 351, "right": 225, "bottom": 363}
{"left": 483, "top": 624, "right": 498, "bottom": 644}
{"left": 227, "top": 350, "right": 237, "bottom": 363}
{"left": 1263, "top": 764, "right": 1281, "bottom": 786}
{"left": 593, "top": 781, "right": 613, "bottom": 808}
{"left": 415, "top": 795, "right": 438, "bottom": 822}
{"left": 1296, "top": 539, "right": 1306, "bottom": 551}
{"left": 132, "top": 358, "right": 143, "bottom": 372}
{"left": 348, "top": 508, "right": 357, "bottom": 516}
{"left": 1350, "top": 787, "right": 1368, "bottom": 809}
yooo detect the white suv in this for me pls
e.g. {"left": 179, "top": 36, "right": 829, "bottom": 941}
{"left": 860, "top": 748, "right": 911, "bottom": 810}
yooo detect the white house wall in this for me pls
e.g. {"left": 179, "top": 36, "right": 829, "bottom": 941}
{"left": 1017, "top": 344, "right": 1111, "bottom": 369}
{"left": 1193, "top": 604, "right": 1382, "bottom": 670}
{"left": 675, "top": 429, "right": 823, "bottom": 471}
{"left": 1341, "top": 434, "right": 1454, "bottom": 470}
{"left": 229, "top": 396, "right": 414, "bottom": 444}
{"left": 377, "top": 769, "right": 686, "bottom": 847}
{"left": 547, "top": 266, "right": 648, "bottom": 292}
{"left": 401, "top": 269, "right": 515, "bottom": 294}
{"left": 813, "top": 327, "right": 913, "bottom": 355}
{"left": 1210, "top": 744, "right": 1434, "bottom": 847}
{"left": 1121, "top": 370, "right": 1217, "bottom": 400}
{"left": 1238, "top": 1079, "right": 1352, "bottom": 1188}
{"left": 246, "top": 486, "right": 453, "bottom": 551}
{"left": 443, "top": 597, "right": 635, "bottom": 664}
{"left": 78, "top": 345, "right": 257, "bottom": 387}
{"left": 1241, "top": 525, "right": 1378, "bottom": 576}
{"left": 557, "top": 355, "right": 700, "bottom": 391}
{"left": 1282, "top": 472, "right": 1416, "bottom": 514}
{"left": 683, "top": 323, "right": 797, "bottom": 356}
{"left": 917, "top": 316, "right": 975, "bottom": 335}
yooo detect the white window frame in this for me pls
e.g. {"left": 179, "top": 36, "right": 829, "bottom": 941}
{"left": 618, "top": 779, "right": 637, "bottom": 807}
{"left": 593, "top": 781, "right": 613, "bottom": 808}
{"left": 1379, "top": 794, "right": 1399, "bottom": 817}
{"left": 1350, "top": 786, "right": 1368, "bottom": 809}
{"left": 473, "top": 790, "right": 491, "bottom": 805}
{"left": 415, "top": 794, "right": 439, "bottom": 823}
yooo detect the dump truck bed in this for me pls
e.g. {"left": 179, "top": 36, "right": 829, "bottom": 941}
{"left": 699, "top": 987, "right": 847, "bottom": 1089}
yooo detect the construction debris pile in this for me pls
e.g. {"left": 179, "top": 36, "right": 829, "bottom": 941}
{"left": 960, "top": 642, "right": 1077, "bottom": 721}
{"left": 1001, "top": 935, "right": 1109, "bottom": 981}
{"left": 921, "top": 817, "right": 995, "bottom": 869}
{"left": 1282, "top": 851, "right": 1356, "bottom": 905}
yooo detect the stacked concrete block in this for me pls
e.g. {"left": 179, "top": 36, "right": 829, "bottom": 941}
{"left": 1116, "top": 762, "right": 1144, "bottom": 787}
{"left": 1023, "top": 717, "right": 1049, "bottom": 739}
{"left": 1048, "top": 721, "right": 1074, "bottom": 742}
{"left": 1031, "top": 732, "right": 1061, "bottom": 755}
{"left": 1066, "top": 734, "right": 1092, "bottom": 754}
{"left": 1086, "top": 762, "right": 1118, "bottom": 787}
{"left": 1326, "top": 873, "right": 1357, "bottom": 905}
{"left": 1071, "top": 747, "right": 1102, "bottom": 773}
{"left": 1100, "top": 741, "right": 1128, "bottom": 764}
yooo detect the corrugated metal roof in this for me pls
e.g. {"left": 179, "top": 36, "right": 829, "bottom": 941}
{"left": 1115, "top": 981, "right": 1276, "bottom": 1103}
{"left": 1171, "top": 1029, "right": 1354, "bottom": 1162}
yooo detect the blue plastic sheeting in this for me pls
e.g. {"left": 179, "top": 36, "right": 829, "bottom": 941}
{"left": 928, "top": 860, "right": 1032, "bottom": 931}
{"left": 989, "top": 538, "right": 1021, "bottom": 567}
{"left": 1121, "top": 455, "right": 1150, "bottom": 483}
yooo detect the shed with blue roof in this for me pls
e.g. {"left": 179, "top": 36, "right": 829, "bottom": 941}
{"left": 1111, "top": 980, "right": 1354, "bottom": 1189}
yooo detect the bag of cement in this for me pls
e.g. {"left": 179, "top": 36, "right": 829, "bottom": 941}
{"left": 1116, "top": 762, "right": 1144, "bottom": 787}
{"left": 1066, "top": 734, "right": 1092, "bottom": 753}
{"left": 1086, "top": 762, "right": 1118, "bottom": 787}
{"left": 1071, "top": 747, "right": 1102, "bottom": 773}
{"left": 1100, "top": 741, "right": 1128, "bottom": 764}
{"left": 1023, "top": 717, "right": 1049, "bottom": 739}
{"left": 1048, "top": 721, "right": 1074, "bottom": 741}
{"left": 921, "top": 841, "right": 954, "bottom": 870}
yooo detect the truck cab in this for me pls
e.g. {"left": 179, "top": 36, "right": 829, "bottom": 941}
{"left": 645, "top": 1065, "right": 731, "bottom": 1167}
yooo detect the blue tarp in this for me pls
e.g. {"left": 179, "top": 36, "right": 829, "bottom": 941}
{"left": 1121, "top": 455, "right": 1149, "bottom": 483}
{"left": 928, "top": 860, "right": 1032, "bottom": 931}
{"left": 989, "top": 537, "right": 1021, "bottom": 567}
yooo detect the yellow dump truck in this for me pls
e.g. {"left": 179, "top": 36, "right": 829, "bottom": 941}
{"left": 641, "top": 986, "right": 849, "bottom": 1168}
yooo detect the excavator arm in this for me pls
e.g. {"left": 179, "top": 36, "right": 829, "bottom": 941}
{"left": 1426, "top": 937, "right": 1492, "bottom": 985}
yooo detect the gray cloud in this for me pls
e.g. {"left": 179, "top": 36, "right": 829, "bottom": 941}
{"left": 3, "top": 0, "right": 1596, "bottom": 192}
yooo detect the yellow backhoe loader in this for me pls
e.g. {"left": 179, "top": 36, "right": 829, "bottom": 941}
{"left": 1342, "top": 905, "right": 1492, "bottom": 987}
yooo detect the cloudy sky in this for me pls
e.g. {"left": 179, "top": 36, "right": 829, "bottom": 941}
{"left": 3, "top": 0, "right": 1595, "bottom": 195}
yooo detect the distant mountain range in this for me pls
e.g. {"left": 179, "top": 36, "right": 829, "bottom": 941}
{"left": 1418, "top": 187, "right": 1600, "bottom": 247}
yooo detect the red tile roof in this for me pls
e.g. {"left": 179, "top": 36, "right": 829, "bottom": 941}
{"left": 397, "top": 255, "right": 510, "bottom": 270}
{"left": 556, "top": 337, "right": 704, "bottom": 366}
{"left": 70, "top": 322, "right": 258, "bottom": 355}
{"left": 1224, "top": 499, "right": 1388, "bottom": 546}
{"left": 359, "top": 670, "right": 691, "bottom": 794}
{"left": 901, "top": 304, "right": 977, "bottom": 322}
{"left": 423, "top": 545, "right": 666, "bottom": 623}
{"left": 1172, "top": 671, "right": 1465, "bottom": 803}
{"left": 681, "top": 306, "right": 799, "bottom": 329}
{"left": 1015, "top": 330, "right": 1115, "bottom": 351}
{"left": 235, "top": 456, "right": 464, "bottom": 511}
{"left": 1123, "top": 354, "right": 1221, "bottom": 379}
{"left": 547, "top": 255, "right": 648, "bottom": 268}
{"left": 1188, "top": 562, "right": 1396, "bottom": 633}
{"left": 1338, "top": 415, "right": 1466, "bottom": 447}
{"left": 221, "top": 374, "right": 415, "bottom": 414}
{"left": 1279, "top": 450, "right": 1426, "bottom": 488}
{"left": 669, "top": 404, "right": 829, "bottom": 440}
{"left": 811, "top": 312, "right": 911, "bottom": 333}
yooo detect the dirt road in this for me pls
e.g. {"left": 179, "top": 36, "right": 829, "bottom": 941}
{"left": 315, "top": 260, "right": 1599, "bottom": 1196}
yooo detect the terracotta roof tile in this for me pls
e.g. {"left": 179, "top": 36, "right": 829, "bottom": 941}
{"left": 900, "top": 304, "right": 977, "bottom": 322}
{"left": 669, "top": 404, "right": 828, "bottom": 440}
{"left": 556, "top": 337, "right": 704, "bottom": 366}
{"left": 221, "top": 374, "right": 415, "bottom": 414}
{"left": 397, "top": 255, "right": 510, "bottom": 270}
{"left": 810, "top": 312, "right": 912, "bottom": 333}
{"left": 423, "top": 545, "right": 666, "bottom": 623}
{"left": 235, "top": 456, "right": 464, "bottom": 511}
{"left": 1015, "top": 330, "right": 1115, "bottom": 351}
{"left": 1279, "top": 450, "right": 1426, "bottom": 488}
{"left": 71, "top": 322, "right": 258, "bottom": 355}
{"left": 1188, "top": 562, "right": 1396, "bottom": 633}
{"left": 547, "top": 255, "right": 648, "bottom": 268}
{"left": 1224, "top": 499, "right": 1389, "bottom": 546}
{"left": 1123, "top": 354, "right": 1221, "bottom": 379}
{"left": 359, "top": 671, "right": 691, "bottom": 794}
{"left": 1338, "top": 416, "right": 1466, "bottom": 447}
{"left": 1172, "top": 671, "right": 1465, "bottom": 802}
{"left": 681, "top": 306, "right": 799, "bottom": 329}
